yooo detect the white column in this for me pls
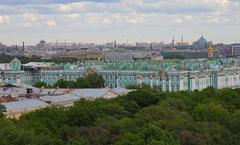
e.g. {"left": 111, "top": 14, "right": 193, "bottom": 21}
{"left": 169, "top": 77, "right": 172, "bottom": 92}
{"left": 237, "top": 74, "right": 240, "bottom": 87}
{"left": 179, "top": 78, "right": 184, "bottom": 91}
{"left": 17, "top": 75, "right": 21, "bottom": 83}
{"left": 192, "top": 78, "right": 196, "bottom": 91}
{"left": 150, "top": 76, "right": 153, "bottom": 88}
{"left": 229, "top": 75, "right": 232, "bottom": 88}
{"left": 217, "top": 75, "right": 221, "bottom": 89}
{"left": 162, "top": 77, "right": 165, "bottom": 92}
{"left": 117, "top": 75, "right": 119, "bottom": 88}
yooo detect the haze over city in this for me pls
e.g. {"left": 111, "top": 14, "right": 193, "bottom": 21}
{"left": 0, "top": 0, "right": 240, "bottom": 45}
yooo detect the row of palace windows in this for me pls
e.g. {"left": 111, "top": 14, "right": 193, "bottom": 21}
{"left": 105, "top": 81, "right": 181, "bottom": 91}
{"left": 104, "top": 75, "right": 182, "bottom": 81}
{"left": 1, "top": 74, "right": 83, "bottom": 82}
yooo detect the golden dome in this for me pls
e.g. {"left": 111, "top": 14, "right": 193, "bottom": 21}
{"left": 208, "top": 46, "right": 214, "bottom": 51}
{"left": 208, "top": 43, "right": 214, "bottom": 51}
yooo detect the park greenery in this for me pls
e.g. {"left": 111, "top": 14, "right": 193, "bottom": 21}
{"left": 0, "top": 54, "right": 79, "bottom": 64}
{"left": 34, "top": 73, "right": 105, "bottom": 89}
{"left": 1, "top": 87, "right": 240, "bottom": 145}
{"left": 163, "top": 55, "right": 185, "bottom": 59}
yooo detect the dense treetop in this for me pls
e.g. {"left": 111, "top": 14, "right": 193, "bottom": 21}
{"left": 1, "top": 87, "right": 240, "bottom": 145}
{"left": 34, "top": 73, "right": 105, "bottom": 88}
{"left": 0, "top": 54, "right": 79, "bottom": 64}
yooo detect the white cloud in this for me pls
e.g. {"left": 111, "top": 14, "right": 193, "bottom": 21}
{"left": 0, "top": 0, "right": 240, "bottom": 44}
{"left": 172, "top": 18, "right": 183, "bottom": 24}
{"left": 21, "top": 22, "right": 33, "bottom": 27}
{"left": 184, "top": 15, "right": 193, "bottom": 20}
{"left": 23, "top": 12, "right": 39, "bottom": 22}
{"left": 172, "top": 15, "right": 193, "bottom": 24}
{"left": 57, "top": 2, "right": 105, "bottom": 12}
{"left": 46, "top": 20, "right": 56, "bottom": 27}
{"left": 0, "top": 0, "right": 238, "bottom": 26}
{"left": 67, "top": 13, "right": 80, "bottom": 19}
{"left": 216, "top": 0, "right": 230, "bottom": 5}
{"left": 125, "top": 15, "right": 145, "bottom": 24}
{"left": 0, "top": 15, "right": 10, "bottom": 24}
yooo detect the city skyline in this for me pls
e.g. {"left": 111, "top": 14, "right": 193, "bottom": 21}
{"left": 0, "top": 0, "right": 240, "bottom": 45}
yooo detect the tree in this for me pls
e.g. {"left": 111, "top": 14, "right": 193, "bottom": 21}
{"left": 113, "top": 117, "right": 137, "bottom": 134}
{"left": 75, "top": 78, "right": 90, "bottom": 88}
{"left": 216, "top": 88, "right": 240, "bottom": 111}
{"left": 0, "top": 104, "right": 6, "bottom": 118}
{"left": 53, "top": 79, "right": 75, "bottom": 88}
{"left": 34, "top": 82, "right": 48, "bottom": 88}
{"left": 0, "top": 126, "right": 61, "bottom": 145}
{"left": 127, "top": 89, "right": 160, "bottom": 108}
{"left": 67, "top": 138, "right": 89, "bottom": 145}
{"left": 0, "top": 88, "right": 240, "bottom": 144}
{"left": 35, "top": 74, "right": 105, "bottom": 89}
{"left": 86, "top": 73, "right": 105, "bottom": 88}
{"left": 192, "top": 102, "right": 230, "bottom": 124}
{"left": 140, "top": 124, "right": 180, "bottom": 145}
{"left": 207, "top": 122, "right": 236, "bottom": 145}
{"left": 66, "top": 101, "right": 100, "bottom": 127}
{"left": 114, "top": 133, "right": 145, "bottom": 145}
{"left": 228, "top": 110, "right": 240, "bottom": 138}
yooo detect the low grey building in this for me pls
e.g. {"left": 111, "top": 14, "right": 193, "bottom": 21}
{"left": 105, "top": 52, "right": 133, "bottom": 62}
{"left": 40, "top": 93, "right": 80, "bottom": 107}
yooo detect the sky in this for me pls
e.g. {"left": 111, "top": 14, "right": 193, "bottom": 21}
{"left": 0, "top": 0, "right": 240, "bottom": 45}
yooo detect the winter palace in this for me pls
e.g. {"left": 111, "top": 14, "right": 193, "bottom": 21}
{"left": 1, "top": 55, "right": 240, "bottom": 92}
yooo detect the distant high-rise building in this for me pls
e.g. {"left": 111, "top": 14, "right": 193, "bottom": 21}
{"left": 231, "top": 44, "right": 240, "bottom": 56}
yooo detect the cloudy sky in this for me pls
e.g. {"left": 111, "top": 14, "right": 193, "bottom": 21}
{"left": 0, "top": 0, "right": 239, "bottom": 45}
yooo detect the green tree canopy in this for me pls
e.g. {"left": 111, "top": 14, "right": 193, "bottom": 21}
{"left": 0, "top": 104, "right": 6, "bottom": 118}
{"left": 86, "top": 73, "right": 105, "bottom": 88}
{"left": 0, "top": 88, "right": 240, "bottom": 144}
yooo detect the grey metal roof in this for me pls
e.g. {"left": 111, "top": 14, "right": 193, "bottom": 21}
{"left": 0, "top": 87, "right": 40, "bottom": 96}
{"left": 112, "top": 87, "right": 129, "bottom": 95}
{"left": 71, "top": 88, "right": 112, "bottom": 98}
{"left": 2, "top": 99, "right": 49, "bottom": 111}
{"left": 38, "top": 89, "right": 66, "bottom": 95}
{"left": 40, "top": 93, "right": 80, "bottom": 103}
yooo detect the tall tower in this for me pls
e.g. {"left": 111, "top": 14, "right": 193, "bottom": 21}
{"left": 208, "top": 42, "right": 214, "bottom": 60}
{"left": 181, "top": 36, "right": 183, "bottom": 46}
{"left": 114, "top": 40, "right": 117, "bottom": 48}
{"left": 172, "top": 36, "right": 175, "bottom": 46}
{"left": 56, "top": 39, "right": 58, "bottom": 48}
{"left": 22, "top": 41, "right": 25, "bottom": 53}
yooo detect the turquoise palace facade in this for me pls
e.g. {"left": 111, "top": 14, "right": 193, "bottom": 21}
{"left": 0, "top": 58, "right": 85, "bottom": 85}
{"left": 99, "top": 59, "right": 240, "bottom": 91}
{"left": 1, "top": 58, "right": 240, "bottom": 92}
